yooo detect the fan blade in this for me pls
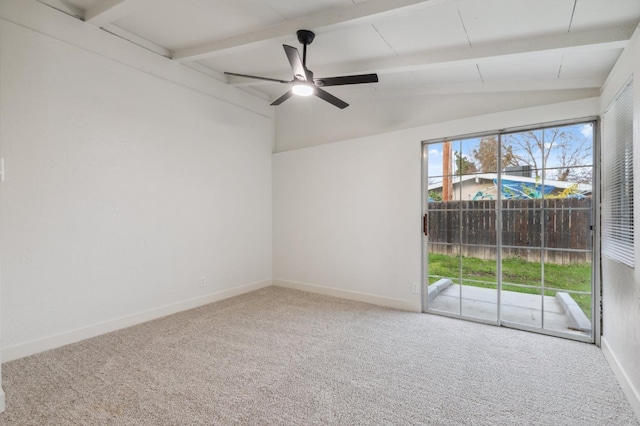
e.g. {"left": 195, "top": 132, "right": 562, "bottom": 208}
{"left": 315, "top": 73, "right": 379, "bottom": 87}
{"left": 224, "top": 72, "right": 291, "bottom": 84}
{"left": 271, "top": 90, "right": 294, "bottom": 106}
{"left": 315, "top": 88, "right": 349, "bottom": 109}
{"left": 283, "top": 45, "right": 310, "bottom": 81}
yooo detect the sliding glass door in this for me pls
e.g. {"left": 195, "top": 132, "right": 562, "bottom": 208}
{"left": 423, "top": 121, "right": 595, "bottom": 342}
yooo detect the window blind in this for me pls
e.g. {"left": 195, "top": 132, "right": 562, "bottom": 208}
{"left": 602, "top": 79, "right": 634, "bottom": 267}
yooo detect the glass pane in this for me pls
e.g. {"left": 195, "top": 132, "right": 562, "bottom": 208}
{"left": 464, "top": 135, "right": 499, "bottom": 174}
{"left": 460, "top": 248, "right": 498, "bottom": 321}
{"left": 457, "top": 137, "right": 481, "bottom": 177}
{"left": 548, "top": 175, "right": 594, "bottom": 198}
{"left": 452, "top": 135, "right": 500, "bottom": 201}
{"left": 542, "top": 251, "right": 592, "bottom": 293}
{"left": 543, "top": 199, "right": 592, "bottom": 251}
{"left": 542, "top": 124, "right": 594, "bottom": 173}
{"left": 461, "top": 201, "right": 496, "bottom": 248}
{"left": 454, "top": 174, "right": 499, "bottom": 201}
{"left": 502, "top": 249, "right": 543, "bottom": 288}
{"left": 543, "top": 250, "right": 592, "bottom": 336}
{"left": 501, "top": 248, "right": 543, "bottom": 328}
{"left": 426, "top": 142, "right": 445, "bottom": 203}
{"left": 502, "top": 129, "right": 543, "bottom": 190}
{"left": 501, "top": 285, "right": 543, "bottom": 328}
{"left": 544, "top": 166, "right": 593, "bottom": 188}
{"left": 502, "top": 200, "right": 543, "bottom": 248}
{"left": 427, "top": 246, "right": 460, "bottom": 315}
{"left": 427, "top": 204, "right": 461, "bottom": 244}
{"left": 542, "top": 290, "right": 592, "bottom": 337}
{"left": 427, "top": 142, "right": 445, "bottom": 179}
{"left": 427, "top": 141, "right": 463, "bottom": 202}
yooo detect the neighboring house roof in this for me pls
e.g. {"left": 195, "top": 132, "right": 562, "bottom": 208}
{"left": 427, "top": 173, "right": 592, "bottom": 194}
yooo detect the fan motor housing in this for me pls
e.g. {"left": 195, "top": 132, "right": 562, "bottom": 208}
{"left": 297, "top": 30, "right": 315, "bottom": 46}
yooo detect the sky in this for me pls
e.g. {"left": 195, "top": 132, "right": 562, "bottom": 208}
{"left": 426, "top": 122, "right": 594, "bottom": 184}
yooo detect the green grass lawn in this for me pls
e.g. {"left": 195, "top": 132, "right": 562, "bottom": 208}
{"left": 428, "top": 253, "right": 592, "bottom": 318}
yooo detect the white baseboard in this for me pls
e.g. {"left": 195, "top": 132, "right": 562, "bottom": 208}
{"left": 601, "top": 337, "right": 640, "bottom": 422}
{"left": 2, "top": 280, "right": 272, "bottom": 363}
{"left": 0, "top": 388, "right": 5, "bottom": 413}
{"left": 273, "top": 279, "right": 421, "bottom": 312}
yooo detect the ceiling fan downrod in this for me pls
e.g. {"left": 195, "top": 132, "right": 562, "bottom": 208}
{"left": 297, "top": 29, "right": 315, "bottom": 67}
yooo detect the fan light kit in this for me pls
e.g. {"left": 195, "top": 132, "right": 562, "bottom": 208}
{"left": 292, "top": 82, "right": 315, "bottom": 96}
{"left": 225, "top": 30, "right": 378, "bottom": 109}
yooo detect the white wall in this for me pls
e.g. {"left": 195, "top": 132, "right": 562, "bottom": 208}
{"left": 273, "top": 98, "right": 598, "bottom": 312}
{"left": 0, "top": 0, "right": 5, "bottom": 411}
{"left": 273, "top": 132, "right": 422, "bottom": 311}
{"left": 0, "top": 3, "right": 273, "bottom": 361}
{"left": 599, "top": 24, "right": 640, "bottom": 419}
{"left": 274, "top": 87, "right": 599, "bottom": 152}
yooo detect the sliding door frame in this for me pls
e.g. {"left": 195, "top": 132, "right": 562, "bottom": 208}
{"left": 421, "top": 116, "right": 600, "bottom": 344}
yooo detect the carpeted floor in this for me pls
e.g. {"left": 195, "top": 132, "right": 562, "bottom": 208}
{"left": 0, "top": 286, "right": 637, "bottom": 425}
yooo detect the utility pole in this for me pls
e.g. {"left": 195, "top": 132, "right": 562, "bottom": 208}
{"left": 443, "top": 140, "right": 453, "bottom": 201}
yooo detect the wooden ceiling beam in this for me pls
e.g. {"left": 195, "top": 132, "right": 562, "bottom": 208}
{"left": 172, "top": 0, "right": 455, "bottom": 62}
{"left": 85, "top": 0, "right": 153, "bottom": 27}
{"left": 227, "top": 25, "right": 633, "bottom": 86}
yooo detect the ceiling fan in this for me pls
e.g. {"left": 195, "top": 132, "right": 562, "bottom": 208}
{"left": 224, "top": 30, "right": 379, "bottom": 109}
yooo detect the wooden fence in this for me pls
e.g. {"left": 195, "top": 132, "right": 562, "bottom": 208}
{"left": 426, "top": 198, "right": 592, "bottom": 264}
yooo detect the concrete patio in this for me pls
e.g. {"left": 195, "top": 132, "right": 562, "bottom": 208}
{"left": 429, "top": 283, "right": 591, "bottom": 337}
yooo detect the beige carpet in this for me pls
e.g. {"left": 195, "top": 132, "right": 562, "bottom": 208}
{"left": 0, "top": 286, "right": 637, "bottom": 425}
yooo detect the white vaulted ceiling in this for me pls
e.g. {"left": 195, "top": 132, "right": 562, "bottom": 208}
{"left": 37, "top": 0, "right": 640, "bottom": 149}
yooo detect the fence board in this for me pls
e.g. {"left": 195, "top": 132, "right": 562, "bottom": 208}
{"left": 427, "top": 198, "right": 592, "bottom": 264}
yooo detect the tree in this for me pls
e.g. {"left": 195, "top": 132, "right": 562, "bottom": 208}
{"left": 472, "top": 136, "right": 517, "bottom": 173}
{"left": 501, "top": 128, "right": 591, "bottom": 181}
{"left": 552, "top": 135, "right": 593, "bottom": 183}
{"left": 564, "top": 167, "right": 592, "bottom": 184}
{"left": 454, "top": 151, "right": 478, "bottom": 175}
{"left": 429, "top": 190, "right": 443, "bottom": 201}
{"left": 427, "top": 178, "right": 443, "bottom": 201}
